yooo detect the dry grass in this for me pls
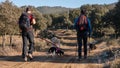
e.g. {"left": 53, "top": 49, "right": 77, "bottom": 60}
{"left": 110, "top": 59, "right": 120, "bottom": 68}
{"left": 0, "top": 46, "right": 20, "bottom": 56}
{"left": 34, "top": 38, "right": 50, "bottom": 51}
{"left": 106, "top": 39, "right": 119, "bottom": 46}
{"left": 0, "top": 30, "right": 120, "bottom": 68}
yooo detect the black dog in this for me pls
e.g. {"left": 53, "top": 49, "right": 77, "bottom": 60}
{"left": 56, "top": 49, "right": 64, "bottom": 56}
{"left": 88, "top": 42, "right": 97, "bottom": 53}
{"left": 89, "top": 43, "right": 96, "bottom": 50}
{"left": 48, "top": 47, "right": 56, "bottom": 53}
{"left": 48, "top": 47, "right": 64, "bottom": 56}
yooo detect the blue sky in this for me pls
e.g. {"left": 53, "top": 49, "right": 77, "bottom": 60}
{"left": 0, "top": 0, "right": 118, "bottom": 8}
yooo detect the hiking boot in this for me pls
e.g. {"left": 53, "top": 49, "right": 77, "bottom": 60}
{"left": 22, "top": 54, "right": 25, "bottom": 58}
{"left": 22, "top": 53, "right": 28, "bottom": 58}
{"left": 77, "top": 58, "right": 82, "bottom": 61}
{"left": 84, "top": 56, "right": 87, "bottom": 59}
{"left": 28, "top": 53, "right": 33, "bottom": 60}
{"left": 77, "top": 57, "right": 82, "bottom": 61}
{"left": 24, "top": 57, "right": 27, "bottom": 62}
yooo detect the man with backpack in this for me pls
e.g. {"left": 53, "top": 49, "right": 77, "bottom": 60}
{"left": 18, "top": 7, "right": 36, "bottom": 61}
{"left": 74, "top": 9, "right": 92, "bottom": 60}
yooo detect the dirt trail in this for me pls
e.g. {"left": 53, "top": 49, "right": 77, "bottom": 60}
{"left": 0, "top": 30, "right": 106, "bottom": 68}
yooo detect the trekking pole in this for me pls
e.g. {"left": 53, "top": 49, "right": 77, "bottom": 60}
{"left": 88, "top": 34, "right": 91, "bottom": 54}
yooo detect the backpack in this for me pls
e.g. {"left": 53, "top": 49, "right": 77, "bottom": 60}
{"left": 77, "top": 15, "right": 88, "bottom": 32}
{"left": 19, "top": 13, "right": 31, "bottom": 31}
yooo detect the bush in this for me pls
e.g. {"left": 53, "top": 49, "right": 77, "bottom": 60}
{"left": 39, "top": 30, "right": 55, "bottom": 39}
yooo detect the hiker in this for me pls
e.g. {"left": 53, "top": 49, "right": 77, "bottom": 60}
{"left": 74, "top": 9, "right": 92, "bottom": 60}
{"left": 18, "top": 7, "right": 36, "bottom": 61}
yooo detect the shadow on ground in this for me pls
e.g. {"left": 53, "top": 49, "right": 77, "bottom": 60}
{"left": 0, "top": 54, "right": 103, "bottom": 64}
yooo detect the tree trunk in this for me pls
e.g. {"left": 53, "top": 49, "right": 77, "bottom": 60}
{"left": 2, "top": 33, "right": 6, "bottom": 47}
{"left": 10, "top": 34, "right": 13, "bottom": 46}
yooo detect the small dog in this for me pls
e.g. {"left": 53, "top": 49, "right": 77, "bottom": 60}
{"left": 88, "top": 42, "right": 97, "bottom": 53}
{"left": 47, "top": 47, "right": 64, "bottom": 56}
{"left": 89, "top": 43, "right": 96, "bottom": 50}
{"left": 56, "top": 48, "right": 64, "bottom": 56}
{"left": 46, "top": 35, "right": 64, "bottom": 57}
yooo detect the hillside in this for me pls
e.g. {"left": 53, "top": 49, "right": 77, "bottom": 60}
{"left": 37, "top": 6, "right": 72, "bottom": 14}
{"left": 37, "top": 3, "right": 115, "bottom": 14}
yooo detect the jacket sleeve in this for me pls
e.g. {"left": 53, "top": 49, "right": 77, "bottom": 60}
{"left": 73, "top": 17, "right": 79, "bottom": 29}
{"left": 87, "top": 18, "right": 92, "bottom": 35}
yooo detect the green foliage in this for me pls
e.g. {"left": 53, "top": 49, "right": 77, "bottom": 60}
{"left": 103, "top": 0, "right": 120, "bottom": 38}
{"left": 50, "top": 13, "right": 71, "bottom": 29}
{"left": 39, "top": 30, "right": 55, "bottom": 39}
{"left": 0, "top": 0, "right": 118, "bottom": 39}
{"left": 44, "top": 14, "right": 52, "bottom": 26}
{"left": 112, "top": 0, "right": 120, "bottom": 34}
{"left": 69, "top": 9, "right": 80, "bottom": 23}
{"left": 0, "top": 0, "right": 22, "bottom": 35}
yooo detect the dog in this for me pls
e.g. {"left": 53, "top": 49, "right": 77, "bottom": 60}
{"left": 56, "top": 48, "right": 64, "bottom": 56}
{"left": 47, "top": 47, "right": 64, "bottom": 56}
{"left": 89, "top": 43, "right": 96, "bottom": 50}
{"left": 88, "top": 42, "right": 97, "bottom": 53}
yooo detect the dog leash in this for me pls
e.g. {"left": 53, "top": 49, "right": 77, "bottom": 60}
{"left": 42, "top": 38, "right": 59, "bottom": 47}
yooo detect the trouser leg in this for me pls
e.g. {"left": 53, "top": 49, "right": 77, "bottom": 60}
{"left": 28, "top": 31, "right": 34, "bottom": 54}
{"left": 77, "top": 33, "right": 82, "bottom": 59}
{"left": 22, "top": 33, "right": 28, "bottom": 58}
{"left": 83, "top": 34, "right": 88, "bottom": 57}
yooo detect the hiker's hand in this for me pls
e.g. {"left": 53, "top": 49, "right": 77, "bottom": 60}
{"left": 88, "top": 33, "right": 91, "bottom": 37}
{"left": 32, "top": 18, "right": 36, "bottom": 25}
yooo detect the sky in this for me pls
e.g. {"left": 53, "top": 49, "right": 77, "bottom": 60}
{"left": 0, "top": 0, "right": 118, "bottom": 8}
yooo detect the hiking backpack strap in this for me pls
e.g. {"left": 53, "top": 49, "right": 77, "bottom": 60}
{"left": 78, "top": 15, "right": 87, "bottom": 25}
{"left": 77, "top": 15, "right": 88, "bottom": 32}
